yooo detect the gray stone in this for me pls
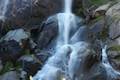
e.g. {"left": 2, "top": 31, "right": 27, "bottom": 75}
{"left": 0, "top": 71, "right": 19, "bottom": 80}
{"left": 106, "top": 2, "right": 120, "bottom": 39}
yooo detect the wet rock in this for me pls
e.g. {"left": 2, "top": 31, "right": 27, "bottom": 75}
{"left": 0, "top": 28, "right": 30, "bottom": 44}
{"left": 70, "top": 26, "right": 92, "bottom": 43}
{"left": 37, "top": 15, "right": 58, "bottom": 49}
{"left": 90, "top": 17, "right": 108, "bottom": 41}
{"left": 0, "top": 71, "right": 19, "bottom": 80}
{"left": 18, "top": 55, "right": 41, "bottom": 76}
{"left": 35, "top": 51, "right": 51, "bottom": 64}
{"left": 86, "top": 63, "right": 107, "bottom": 80}
{"left": 0, "top": 40, "right": 22, "bottom": 62}
{"left": 90, "top": 18, "right": 105, "bottom": 33}
{"left": 0, "top": 60, "right": 3, "bottom": 72}
{"left": 68, "top": 42, "right": 99, "bottom": 80}
{"left": 106, "top": 2, "right": 120, "bottom": 39}
{"left": 107, "top": 37, "right": 120, "bottom": 70}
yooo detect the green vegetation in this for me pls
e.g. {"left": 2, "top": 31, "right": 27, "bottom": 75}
{"left": 108, "top": 45, "right": 120, "bottom": 51}
{"left": 91, "top": 0, "right": 110, "bottom": 5}
{"left": 0, "top": 61, "right": 22, "bottom": 75}
{"left": 0, "top": 61, "right": 14, "bottom": 75}
{"left": 92, "top": 16, "right": 104, "bottom": 23}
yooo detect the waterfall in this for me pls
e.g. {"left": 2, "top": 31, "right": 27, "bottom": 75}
{"left": 64, "top": 0, "right": 72, "bottom": 13}
{"left": 33, "top": 0, "right": 78, "bottom": 79}
{"left": 64, "top": 0, "right": 73, "bottom": 44}
{"left": 33, "top": 0, "right": 120, "bottom": 80}
{"left": 102, "top": 45, "right": 120, "bottom": 79}
{"left": 56, "top": 0, "right": 77, "bottom": 48}
{"left": 0, "top": 0, "right": 9, "bottom": 21}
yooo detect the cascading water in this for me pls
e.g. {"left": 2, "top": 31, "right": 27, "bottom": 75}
{"left": 64, "top": 0, "right": 72, "bottom": 44}
{"left": 33, "top": 0, "right": 79, "bottom": 79}
{"left": 0, "top": 0, "right": 9, "bottom": 21}
{"left": 33, "top": 0, "right": 120, "bottom": 80}
{"left": 57, "top": 0, "right": 77, "bottom": 47}
{"left": 102, "top": 45, "right": 120, "bottom": 79}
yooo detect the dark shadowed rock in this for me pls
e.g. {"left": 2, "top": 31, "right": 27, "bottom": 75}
{"left": 85, "top": 63, "right": 107, "bottom": 80}
{"left": 18, "top": 55, "right": 42, "bottom": 76}
{"left": 35, "top": 51, "right": 51, "bottom": 64}
{"left": 37, "top": 15, "right": 58, "bottom": 49}
{"left": 0, "top": 60, "right": 3, "bottom": 72}
{"left": 0, "top": 40, "right": 22, "bottom": 62}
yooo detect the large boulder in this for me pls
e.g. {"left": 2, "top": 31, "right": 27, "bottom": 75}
{"left": 36, "top": 15, "right": 58, "bottom": 49}
{"left": 0, "top": 29, "right": 30, "bottom": 44}
{"left": 106, "top": 2, "right": 120, "bottom": 39}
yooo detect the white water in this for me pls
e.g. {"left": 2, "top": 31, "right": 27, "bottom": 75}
{"left": 33, "top": 0, "right": 120, "bottom": 80}
{"left": 33, "top": 0, "right": 79, "bottom": 79}
{"left": 64, "top": 0, "right": 73, "bottom": 44}
{"left": 57, "top": 13, "right": 77, "bottom": 48}
{"left": 56, "top": 0, "right": 77, "bottom": 46}
{"left": 102, "top": 45, "right": 120, "bottom": 79}
{"left": 0, "top": 0, "right": 9, "bottom": 21}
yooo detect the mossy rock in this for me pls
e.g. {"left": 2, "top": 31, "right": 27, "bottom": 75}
{"left": 108, "top": 45, "right": 120, "bottom": 51}
{"left": 90, "top": 0, "right": 110, "bottom": 6}
{"left": 92, "top": 16, "right": 104, "bottom": 23}
{"left": 88, "top": 16, "right": 104, "bottom": 26}
{"left": 0, "top": 61, "right": 22, "bottom": 75}
{"left": 0, "top": 61, "right": 14, "bottom": 75}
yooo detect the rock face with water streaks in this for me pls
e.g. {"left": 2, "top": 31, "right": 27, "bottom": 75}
{"left": 68, "top": 42, "right": 99, "bottom": 80}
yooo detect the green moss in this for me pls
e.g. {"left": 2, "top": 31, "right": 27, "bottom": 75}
{"left": 93, "top": 16, "right": 104, "bottom": 22}
{"left": 90, "top": 0, "right": 109, "bottom": 5}
{"left": 0, "top": 61, "right": 23, "bottom": 75}
{"left": 22, "top": 49, "right": 31, "bottom": 55}
{"left": 99, "top": 27, "right": 108, "bottom": 41}
{"left": 14, "top": 62, "right": 22, "bottom": 70}
{"left": 108, "top": 45, "right": 120, "bottom": 51}
{"left": 88, "top": 16, "right": 104, "bottom": 26}
{"left": 0, "top": 61, "right": 14, "bottom": 75}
